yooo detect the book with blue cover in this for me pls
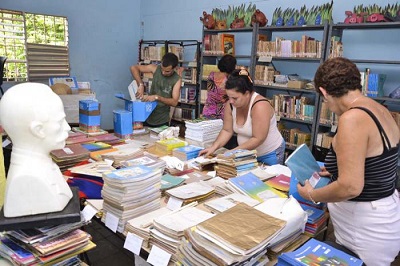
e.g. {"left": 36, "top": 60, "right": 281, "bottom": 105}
{"left": 299, "top": 203, "right": 325, "bottom": 224}
{"left": 278, "top": 238, "right": 363, "bottom": 266}
{"left": 285, "top": 143, "right": 330, "bottom": 189}
{"left": 172, "top": 145, "right": 203, "bottom": 161}
{"left": 228, "top": 172, "right": 286, "bottom": 202}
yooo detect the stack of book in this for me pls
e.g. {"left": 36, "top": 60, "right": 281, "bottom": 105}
{"left": 1, "top": 218, "right": 94, "bottom": 265}
{"left": 155, "top": 138, "right": 187, "bottom": 155}
{"left": 177, "top": 203, "right": 286, "bottom": 265}
{"left": 278, "top": 238, "right": 364, "bottom": 266}
{"left": 172, "top": 145, "right": 203, "bottom": 161}
{"left": 215, "top": 149, "right": 258, "bottom": 179}
{"left": 101, "top": 165, "right": 163, "bottom": 232}
{"left": 149, "top": 125, "right": 169, "bottom": 139}
{"left": 123, "top": 207, "right": 172, "bottom": 249}
{"left": 165, "top": 181, "right": 215, "bottom": 205}
{"left": 65, "top": 131, "right": 95, "bottom": 145}
{"left": 160, "top": 174, "right": 186, "bottom": 196}
{"left": 91, "top": 132, "right": 125, "bottom": 146}
{"left": 50, "top": 144, "right": 90, "bottom": 172}
{"left": 100, "top": 143, "right": 144, "bottom": 168}
{"left": 151, "top": 205, "right": 215, "bottom": 264}
{"left": 184, "top": 118, "right": 223, "bottom": 147}
{"left": 228, "top": 172, "right": 287, "bottom": 202}
{"left": 120, "top": 152, "right": 166, "bottom": 171}
{"left": 81, "top": 141, "right": 112, "bottom": 152}
{"left": 254, "top": 196, "right": 308, "bottom": 252}
{"left": 300, "top": 203, "right": 329, "bottom": 237}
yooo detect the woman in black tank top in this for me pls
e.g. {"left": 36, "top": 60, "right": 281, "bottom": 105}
{"left": 296, "top": 57, "right": 400, "bottom": 265}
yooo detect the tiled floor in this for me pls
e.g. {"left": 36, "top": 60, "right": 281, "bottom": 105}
{"left": 84, "top": 217, "right": 400, "bottom": 266}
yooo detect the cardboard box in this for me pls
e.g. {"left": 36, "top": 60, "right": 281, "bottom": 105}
{"left": 113, "top": 110, "right": 133, "bottom": 135}
{"left": 79, "top": 114, "right": 101, "bottom": 126}
{"left": 115, "top": 95, "right": 157, "bottom": 122}
{"left": 79, "top": 99, "right": 100, "bottom": 111}
{"left": 287, "top": 80, "right": 307, "bottom": 89}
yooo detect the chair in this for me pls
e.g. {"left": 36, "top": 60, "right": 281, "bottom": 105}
{"left": 0, "top": 56, "right": 7, "bottom": 97}
{"left": 0, "top": 56, "right": 7, "bottom": 98}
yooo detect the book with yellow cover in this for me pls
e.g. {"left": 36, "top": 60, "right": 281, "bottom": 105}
{"left": 219, "top": 33, "right": 235, "bottom": 55}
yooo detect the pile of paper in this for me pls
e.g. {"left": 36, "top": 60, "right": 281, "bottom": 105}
{"left": 101, "top": 165, "right": 163, "bottom": 232}
{"left": 184, "top": 118, "right": 223, "bottom": 143}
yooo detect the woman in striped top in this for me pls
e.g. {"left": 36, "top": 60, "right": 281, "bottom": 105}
{"left": 297, "top": 57, "right": 400, "bottom": 266}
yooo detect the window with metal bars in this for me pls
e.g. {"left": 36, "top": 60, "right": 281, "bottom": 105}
{"left": 0, "top": 9, "right": 69, "bottom": 82}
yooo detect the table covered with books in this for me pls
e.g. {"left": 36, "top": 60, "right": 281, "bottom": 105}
{"left": 1, "top": 120, "right": 362, "bottom": 266}
{"left": 55, "top": 127, "right": 343, "bottom": 266}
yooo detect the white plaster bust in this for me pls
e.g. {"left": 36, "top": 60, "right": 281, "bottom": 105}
{"left": 0, "top": 83, "right": 73, "bottom": 217}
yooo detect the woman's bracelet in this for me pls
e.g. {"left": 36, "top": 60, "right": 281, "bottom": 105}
{"left": 307, "top": 189, "right": 320, "bottom": 205}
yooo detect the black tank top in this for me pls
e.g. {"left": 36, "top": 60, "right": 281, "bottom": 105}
{"left": 325, "top": 107, "right": 399, "bottom": 201}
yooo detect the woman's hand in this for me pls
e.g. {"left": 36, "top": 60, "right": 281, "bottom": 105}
{"left": 319, "top": 166, "right": 331, "bottom": 177}
{"left": 297, "top": 180, "right": 315, "bottom": 202}
{"left": 199, "top": 147, "right": 215, "bottom": 157}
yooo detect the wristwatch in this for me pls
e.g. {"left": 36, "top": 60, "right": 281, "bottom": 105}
{"left": 155, "top": 95, "right": 159, "bottom": 101}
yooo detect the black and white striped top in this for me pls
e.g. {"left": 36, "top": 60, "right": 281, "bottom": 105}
{"left": 325, "top": 107, "right": 399, "bottom": 202}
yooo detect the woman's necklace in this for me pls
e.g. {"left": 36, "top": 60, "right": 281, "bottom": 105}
{"left": 349, "top": 95, "right": 363, "bottom": 105}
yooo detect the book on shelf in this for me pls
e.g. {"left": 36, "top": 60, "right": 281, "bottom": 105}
{"left": 219, "top": 33, "right": 235, "bottom": 56}
{"left": 228, "top": 172, "right": 287, "bottom": 202}
{"left": 278, "top": 238, "right": 364, "bottom": 266}
{"left": 285, "top": 143, "right": 330, "bottom": 189}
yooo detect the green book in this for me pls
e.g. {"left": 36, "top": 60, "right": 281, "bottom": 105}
{"left": 160, "top": 174, "right": 185, "bottom": 191}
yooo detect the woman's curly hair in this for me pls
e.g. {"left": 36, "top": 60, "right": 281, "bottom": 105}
{"left": 314, "top": 57, "right": 362, "bottom": 97}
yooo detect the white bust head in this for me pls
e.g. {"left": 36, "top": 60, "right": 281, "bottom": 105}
{"left": 0, "top": 82, "right": 73, "bottom": 217}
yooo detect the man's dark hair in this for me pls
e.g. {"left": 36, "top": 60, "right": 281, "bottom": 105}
{"left": 218, "top": 54, "right": 237, "bottom": 74}
{"left": 161, "top": 52, "right": 179, "bottom": 68}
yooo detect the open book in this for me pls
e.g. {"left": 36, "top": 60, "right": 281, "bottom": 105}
{"left": 285, "top": 144, "right": 330, "bottom": 189}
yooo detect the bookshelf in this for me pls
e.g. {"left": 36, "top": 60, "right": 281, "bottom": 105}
{"left": 199, "top": 25, "right": 258, "bottom": 116}
{"left": 138, "top": 39, "right": 202, "bottom": 125}
{"left": 253, "top": 23, "right": 329, "bottom": 155}
{"left": 314, "top": 22, "right": 400, "bottom": 160}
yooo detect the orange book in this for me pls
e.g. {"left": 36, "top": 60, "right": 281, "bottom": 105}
{"left": 219, "top": 33, "right": 235, "bottom": 55}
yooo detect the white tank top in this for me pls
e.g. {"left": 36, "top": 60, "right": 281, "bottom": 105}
{"left": 232, "top": 92, "right": 283, "bottom": 156}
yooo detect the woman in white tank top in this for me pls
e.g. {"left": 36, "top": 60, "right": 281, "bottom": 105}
{"left": 199, "top": 68, "right": 285, "bottom": 165}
